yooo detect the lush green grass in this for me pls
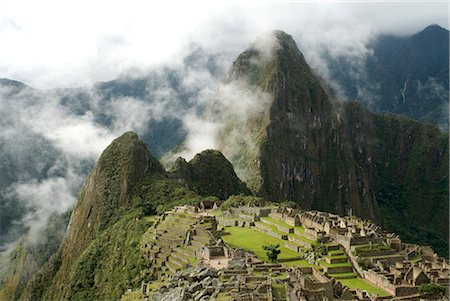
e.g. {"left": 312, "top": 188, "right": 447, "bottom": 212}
{"left": 328, "top": 272, "right": 357, "bottom": 278}
{"left": 324, "top": 254, "right": 347, "bottom": 260}
{"left": 410, "top": 255, "right": 422, "bottom": 262}
{"left": 120, "top": 290, "right": 141, "bottom": 301}
{"left": 272, "top": 282, "right": 286, "bottom": 301}
{"left": 294, "top": 226, "right": 305, "bottom": 233}
{"left": 339, "top": 279, "right": 391, "bottom": 297}
{"left": 255, "top": 221, "right": 288, "bottom": 236}
{"left": 287, "top": 233, "right": 316, "bottom": 245}
{"left": 328, "top": 249, "right": 345, "bottom": 255}
{"left": 221, "top": 227, "right": 314, "bottom": 267}
{"left": 142, "top": 215, "right": 157, "bottom": 223}
{"left": 317, "top": 260, "right": 352, "bottom": 268}
{"left": 260, "top": 217, "right": 292, "bottom": 228}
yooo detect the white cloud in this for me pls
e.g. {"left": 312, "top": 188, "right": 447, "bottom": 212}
{"left": 1, "top": 1, "right": 446, "bottom": 89}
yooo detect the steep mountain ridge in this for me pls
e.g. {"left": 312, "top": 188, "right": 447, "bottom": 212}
{"left": 218, "top": 31, "right": 448, "bottom": 255}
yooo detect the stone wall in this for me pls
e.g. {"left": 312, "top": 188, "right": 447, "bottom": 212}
{"left": 364, "top": 269, "right": 418, "bottom": 297}
{"left": 324, "top": 266, "right": 353, "bottom": 274}
{"left": 364, "top": 269, "right": 396, "bottom": 296}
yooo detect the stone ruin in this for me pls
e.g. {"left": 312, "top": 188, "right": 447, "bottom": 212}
{"left": 139, "top": 205, "right": 449, "bottom": 300}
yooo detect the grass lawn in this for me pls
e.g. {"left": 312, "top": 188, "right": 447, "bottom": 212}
{"left": 317, "top": 260, "right": 352, "bottom": 267}
{"left": 255, "top": 221, "right": 288, "bottom": 235}
{"left": 272, "top": 282, "right": 286, "bottom": 301}
{"left": 324, "top": 254, "right": 347, "bottom": 259}
{"left": 328, "top": 249, "right": 345, "bottom": 255}
{"left": 294, "top": 226, "right": 305, "bottom": 233}
{"left": 287, "top": 233, "right": 316, "bottom": 245}
{"left": 260, "top": 217, "right": 292, "bottom": 228}
{"left": 328, "top": 272, "right": 357, "bottom": 278}
{"left": 339, "top": 278, "right": 391, "bottom": 297}
{"left": 142, "top": 215, "right": 157, "bottom": 223}
{"left": 221, "top": 227, "right": 315, "bottom": 267}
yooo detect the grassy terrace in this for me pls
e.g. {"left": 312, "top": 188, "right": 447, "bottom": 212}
{"left": 317, "top": 260, "right": 352, "bottom": 268}
{"left": 328, "top": 272, "right": 358, "bottom": 278}
{"left": 294, "top": 226, "right": 305, "bottom": 233}
{"left": 255, "top": 220, "right": 315, "bottom": 247}
{"left": 255, "top": 221, "right": 287, "bottom": 236}
{"left": 288, "top": 233, "right": 316, "bottom": 245}
{"left": 328, "top": 249, "right": 345, "bottom": 255}
{"left": 260, "top": 217, "right": 305, "bottom": 233}
{"left": 142, "top": 215, "right": 157, "bottom": 223}
{"left": 221, "top": 227, "right": 315, "bottom": 267}
{"left": 261, "top": 217, "right": 289, "bottom": 227}
{"left": 324, "top": 254, "right": 347, "bottom": 260}
{"left": 339, "top": 279, "right": 391, "bottom": 297}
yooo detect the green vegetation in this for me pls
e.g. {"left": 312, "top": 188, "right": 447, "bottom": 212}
{"left": 220, "top": 195, "right": 265, "bottom": 210}
{"left": 373, "top": 117, "right": 449, "bottom": 257}
{"left": 328, "top": 272, "right": 357, "bottom": 278}
{"left": 221, "top": 227, "right": 312, "bottom": 267}
{"left": 0, "top": 210, "right": 71, "bottom": 300}
{"left": 260, "top": 217, "right": 289, "bottom": 228}
{"left": 132, "top": 173, "right": 202, "bottom": 215}
{"left": 272, "top": 281, "right": 286, "bottom": 300}
{"left": 171, "top": 149, "right": 251, "bottom": 200}
{"left": 418, "top": 283, "right": 446, "bottom": 297}
{"left": 63, "top": 209, "right": 153, "bottom": 300}
{"left": 329, "top": 249, "right": 344, "bottom": 255}
{"left": 262, "top": 244, "right": 281, "bottom": 262}
{"left": 120, "top": 290, "right": 141, "bottom": 301}
{"left": 353, "top": 244, "right": 392, "bottom": 256}
{"left": 317, "top": 261, "right": 352, "bottom": 268}
{"left": 339, "top": 278, "right": 391, "bottom": 297}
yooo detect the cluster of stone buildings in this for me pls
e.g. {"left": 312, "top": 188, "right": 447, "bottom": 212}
{"left": 217, "top": 206, "right": 449, "bottom": 300}
{"left": 140, "top": 205, "right": 448, "bottom": 301}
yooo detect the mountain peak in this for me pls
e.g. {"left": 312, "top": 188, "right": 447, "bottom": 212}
{"left": 423, "top": 24, "right": 448, "bottom": 32}
{"left": 63, "top": 131, "right": 162, "bottom": 261}
{"left": 171, "top": 149, "right": 250, "bottom": 200}
{"left": 415, "top": 24, "right": 449, "bottom": 40}
{"left": 229, "top": 30, "right": 314, "bottom": 91}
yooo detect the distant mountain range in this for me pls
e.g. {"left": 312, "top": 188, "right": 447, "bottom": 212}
{"left": 326, "top": 24, "right": 449, "bottom": 128}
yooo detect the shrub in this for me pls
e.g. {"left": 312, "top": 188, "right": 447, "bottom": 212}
{"left": 221, "top": 195, "right": 265, "bottom": 210}
{"left": 262, "top": 244, "right": 281, "bottom": 263}
{"left": 418, "top": 283, "right": 446, "bottom": 297}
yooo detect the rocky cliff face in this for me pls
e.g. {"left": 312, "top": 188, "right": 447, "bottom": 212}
{"left": 218, "top": 31, "right": 448, "bottom": 255}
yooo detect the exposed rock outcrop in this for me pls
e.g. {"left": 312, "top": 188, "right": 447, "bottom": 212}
{"left": 171, "top": 149, "right": 250, "bottom": 200}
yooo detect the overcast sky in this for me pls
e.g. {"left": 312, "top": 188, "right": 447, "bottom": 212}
{"left": 1, "top": 0, "right": 448, "bottom": 89}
